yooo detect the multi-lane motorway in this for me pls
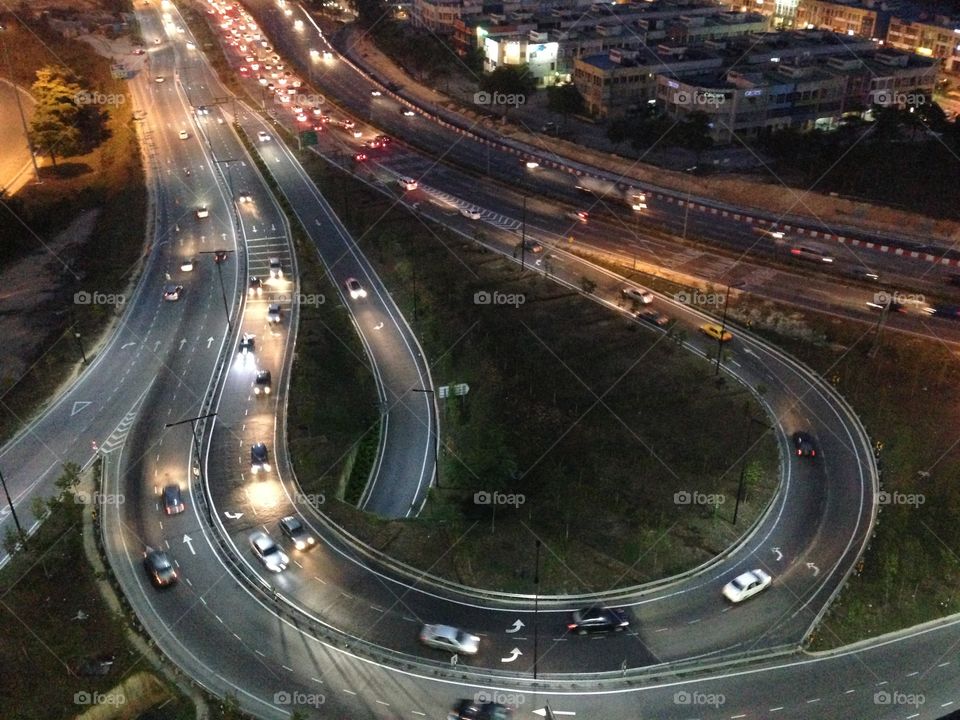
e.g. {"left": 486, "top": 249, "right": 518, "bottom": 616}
{"left": 4, "top": 0, "right": 960, "bottom": 718}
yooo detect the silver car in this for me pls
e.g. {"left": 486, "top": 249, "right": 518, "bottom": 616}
{"left": 419, "top": 624, "right": 480, "bottom": 655}
{"left": 249, "top": 530, "right": 288, "bottom": 572}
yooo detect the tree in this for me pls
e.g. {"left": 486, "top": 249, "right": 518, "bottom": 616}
{"left": 546, "top": 83, "right": 584, "bottom": 127}
{"left": 478, "top": 64, "right": 537, "bottom": 117}
{"left": 673, "top": 111, "right": 714, "bottom": 166}
{"left": 27, "top": 66, "right": 87, "bottom": 168}
{"left": 54, "top": 462, "right": 81, "bottom": 498}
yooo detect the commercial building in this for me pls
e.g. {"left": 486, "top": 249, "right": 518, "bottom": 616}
{"left": 471, "top": 5, "right": 765, "bottom": 84}
{"left": 657, "top": 43, "right": 937, "bottom": 141}
{"left": 793, "top": 0, "right": 891, "bottom": 40}
{"left": 886, "top": 13, "right": 960, "bottom": 73}
{"left": 574, "top": 29, "right": 878, "bottom": 117}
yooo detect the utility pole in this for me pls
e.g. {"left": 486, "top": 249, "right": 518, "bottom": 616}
{"left": 0, "top": 466, "right": 25, "bottom": 547}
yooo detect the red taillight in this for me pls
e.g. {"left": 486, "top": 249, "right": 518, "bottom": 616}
{"left": 567, "top": 623, "right": 577, "bottom": 630}
{"left": 811, "top": 450, "right": 816, "bottom": 456}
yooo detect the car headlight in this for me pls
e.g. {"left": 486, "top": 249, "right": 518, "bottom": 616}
{"left": 251, "top": 465, "right": 260, "bottom": 474}
{"left": 265, "top": 387, "right": 271, "bottom": 394}
{"left": 263, "top": 463, "right": 271, "bottom": 471}
{"left": 295, "top": 540, "right": 306, "bottom": 550}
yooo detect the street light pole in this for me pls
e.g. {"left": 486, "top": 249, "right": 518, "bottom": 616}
{"left": 165, "top": 413, "right": 217, "bottom": 521}
{"left": 74, "top": 329, "right": 88, "bottom": 364}
{"left": 199, "top": 250, "right": 233, "bottom": 330}
{"left": 0, "top": 466, "right": 25, "bottom": 547}
{"left": 714, "top": 282, "right": 743, "bottom": 376}
{"left": 533, "top": 538, "right": 541, "bottom": 679}
{"left": 520, "top": 195, "right": 527, "bottom": 272}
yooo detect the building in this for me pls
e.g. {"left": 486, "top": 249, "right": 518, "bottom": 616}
{"left": 657, "top": 43, "right": 937, "bottom": 141}
{"left": 412, "top": 0, "right": 482, "bottom": 34}
{"left": 794, "top": 0, "right": 893, "bottom": 40}
{"left": 718, "top": 0, "right": 801, "bottom": 29}
{"left": 886, "top": 13, "right": 960, "bottom": 73}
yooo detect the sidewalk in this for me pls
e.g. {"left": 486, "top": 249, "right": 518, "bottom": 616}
{"left": 329, "top": 22, "right": 960, "bottom": 244}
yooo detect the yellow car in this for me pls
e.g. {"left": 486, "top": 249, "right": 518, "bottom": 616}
{"left": 700, "top": 323, "right": 733, "bottom": 343}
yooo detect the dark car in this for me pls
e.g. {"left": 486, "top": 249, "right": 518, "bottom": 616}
{"left": 279, "top": 515, "right": 316, "bottom": 550}
{"left": 239, "top": 333, "right": 256, "bottom": 354}
{"left": 214, "top": 249, "right": 229, "bottom": 263}
{"left": 520, "top": 240, "right": 543, "bottom": 254}
{"left": 253, "top": 369, "right": 272, "bottom": 395}
{"left": 144, "top": 549, "right": 178, "bottom": 587}
{"left": 449, "top": 700, "right": 513, "bottom": 720}
{"left": 251, "top": 442, "right": 270, "bottom": 473}
{"left": 636, "top": 309, "right": 669, "bottom": 327}
{"left": 930, "top": 303, "right": 960, "bottom": 320}
{"left": 248, "top": 276, "right": 263, "bottom": 296}
{"left": 161, "top": 484, "right": 185, "bottom": 515}
{"left": 567, "top": 606, "right": 630, "bottom": 634}
{"left": 793, "top": 431, "right": 817, "bottom": 457}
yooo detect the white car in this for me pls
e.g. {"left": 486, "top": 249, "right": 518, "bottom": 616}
{"left": 621, "top": 286, "right": 653, "bottom": 304}
{"left": 345, "top": 277, "right": 367, "bottom": 300}
{"left": 196, "top": 206, "right": 209, "bottom": 219}
{"left": 178, "top": 129, "right": 189, "bottom": 140}
{"left": 398, "top": 176, "right": 418, "bottom": 191}
{"left": 267, "top": 303, "right": 281, "bottom": 323}
{"left": 180, "top": 257, "right": 195, "bottom": 272}
{"left": 722, "top": 569, "right": 772, "bottom": 603}
{"left": 402, "top": 109, "right": 415, "bottom": 117}
{"left": 162, "top": 284, "right": 183, "bottom": 301}
{"left": 459, "top": 208, "right": 481, "bottom": 220}
{"left": 370, "top": 89, "right": 382, "bottom": 96}
{"left": 419, "top": 624, "right": 480, "bottom": 656}
{"left": 269, "top": 257, "right": 283, "bottom": 278}
{"left": 249, "top": 531, "right": 289, "bottom": 572}
{"left": 154, "top": 75, "right": 165, "bottom": 82}
{"left": 257, "top": 130, "right": 271, "bottom": 142}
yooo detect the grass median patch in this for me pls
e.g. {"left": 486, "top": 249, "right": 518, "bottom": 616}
{"left": 292, "top": 153, "right": 778, "bottom": 593}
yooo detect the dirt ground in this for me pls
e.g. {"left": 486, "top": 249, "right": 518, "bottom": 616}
{"left": 0, "top": 210, "right": 99, "bottom": 393}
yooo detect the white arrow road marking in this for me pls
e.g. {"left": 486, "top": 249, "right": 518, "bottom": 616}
{"left": 500, "top": 648, "right": 522, "bottom": 663}
{"left": 153, "top": 341, "right": 161, "bottom": 352}
{"left": 533, "top": 709, "right": 575, "bottom": 717}
{"left": 179, "top": 339, "right": 186, "bottom": 350}
{"left": 207, "top": 337, "right": 214, "bottom": 349}
{"left": 506, "top": 619, "right": 525, "bottom": 633}
{"left": 121, "top": 342, "right": 136, "bottom": 349}
{"left": 806, "top": 562, "right": 820, "bottom": 577}
{"left": 772, "top": 547, "right": 783, "bottom": 561}
{"left": 183, "top": 534, "right": 196, "bottom": 555}
{"left": 71, "top": 401, "right": 91, "bottom": 416}
{"left": 373, "top": 322, "right": 384, "bottom": 330}
{"left": 224, "top": 511, "right": 243, "bottom": 520}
